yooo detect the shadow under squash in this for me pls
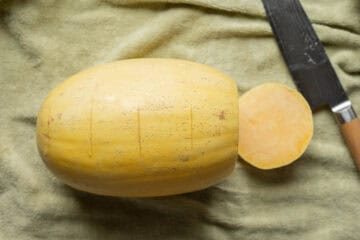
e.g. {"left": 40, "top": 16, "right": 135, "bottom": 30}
{"left": 64, "top": 184, "right": 219, "bottom": 240}
{"left": 238, "top": 156, "right": 301, "bottom": 186}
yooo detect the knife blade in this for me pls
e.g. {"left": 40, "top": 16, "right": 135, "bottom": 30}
{"left": 261, "top": 0, "right": 360, "bottom": 170}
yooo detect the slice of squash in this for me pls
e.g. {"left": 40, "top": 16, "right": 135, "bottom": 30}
{"left": 237, "top": 83, "right": 313, "bottom": 169}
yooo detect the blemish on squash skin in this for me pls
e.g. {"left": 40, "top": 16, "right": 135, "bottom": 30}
{"left": 218, "top": 111, "right": 225, "bottom": 120}
{"left": 57, "top": 113, "right": 62, "bottom": 120}
{"left": 42, "top": 133, "right": 51, "bottom": 140}
{"left": 178, "top": 155, "right": 190, "bottom": 162}
{"left": 213, "top": 128, "right": 221, "bottom": 136}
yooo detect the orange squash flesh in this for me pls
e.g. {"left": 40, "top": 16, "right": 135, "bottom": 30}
{"left": 237, "top": 83, "right": 313, "bottom": 169}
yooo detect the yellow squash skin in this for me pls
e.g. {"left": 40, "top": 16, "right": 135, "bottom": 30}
{"left": 37, "top": 58, "right": 239, "bottom": 197}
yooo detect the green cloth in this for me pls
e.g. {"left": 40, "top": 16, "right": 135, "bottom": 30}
{"left": 1, "top": 0, "right": 360, "bottom": 239}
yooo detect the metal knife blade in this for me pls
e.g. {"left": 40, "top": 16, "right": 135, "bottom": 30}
{"left": 261, "top": 0, "right": 360, "bottom": 170}
{"left": 261, "top": 0, "right": 348, "bottom": 110}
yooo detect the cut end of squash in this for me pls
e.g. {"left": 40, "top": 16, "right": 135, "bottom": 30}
{"left": 237, "top": 83, "right": 313, "bottom": 169}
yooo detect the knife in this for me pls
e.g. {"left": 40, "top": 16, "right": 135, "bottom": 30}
{"left": 261, "top": 0, "right": 360, "bottom": 170}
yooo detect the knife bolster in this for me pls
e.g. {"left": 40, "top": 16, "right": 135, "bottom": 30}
{"left": 332, "top": 100, "right": 357, "bottom": 124}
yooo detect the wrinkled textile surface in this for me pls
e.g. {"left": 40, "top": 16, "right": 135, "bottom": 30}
{"left": 1, "top": 0, "right": 360, "bottom": 239}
